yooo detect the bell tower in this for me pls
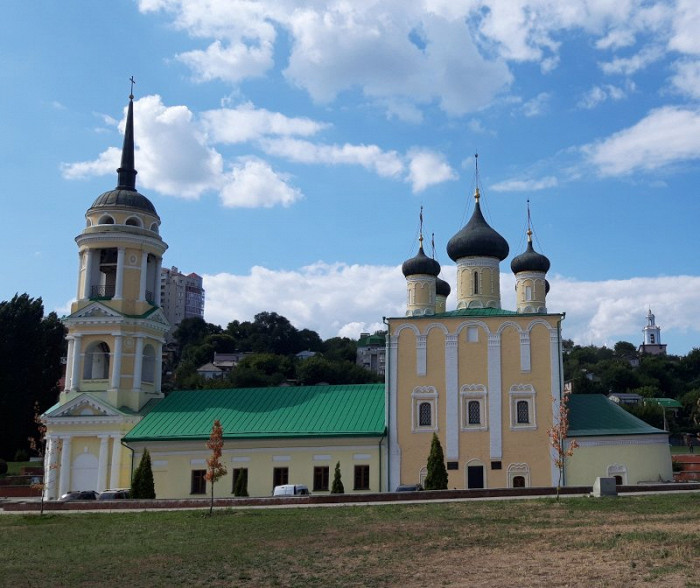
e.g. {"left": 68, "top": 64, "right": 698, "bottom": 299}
{"left": 61, "top": 89, "right": 170, "bottom": 412}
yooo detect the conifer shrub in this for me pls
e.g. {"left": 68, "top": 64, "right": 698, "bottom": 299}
{"left": 131, "top": 448, "right": 156, "bottom": 499}
{"left": 423, "top": 433, "right": 448, "bottom": 490}
{"left": 331, "top": 461, "right": 344, "bottom": 494}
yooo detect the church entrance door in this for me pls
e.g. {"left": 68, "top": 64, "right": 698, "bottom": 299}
{"left": 467, "top": 465, "right": 484, "bottom": 489}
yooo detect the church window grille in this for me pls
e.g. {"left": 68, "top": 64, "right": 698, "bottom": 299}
{"left": 473, "top": 271, "right": 479, "bottom": 295}
{"left": 468, "top": 400, "right": 481, "bottom": 425}
{"left": 516, "top": 400, "right": 530, "bottom": 424}
{"left": 418, "top": 402, "right": 432, "bottom": 427}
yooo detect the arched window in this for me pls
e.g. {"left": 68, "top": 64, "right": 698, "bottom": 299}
{"left": 83, "top": 341, "right": 110, "bottom": 380}
{"left": 516, "top": 400, "right": 530, "bottom": 424}
{"left": 512, "top": 476, "right": 526, "bottom": 488}
{"left": 98, "top": 215, "right": 114, "bottom": 225}
{"left": 525, "top": 285, "right": 532, "bottom": 301}
{"left": 473, "top": 271, "right": 479, "bottom": 295}
{"left": 418, "top": 402, "right": 432, "bottom": 427}
{"left": 614, "top": 475, "right": 623, "bottom": 486}
{"left": 125, "top": 216, "right": 142, "bottom": 227}
{"left": 142, "top": 344, "right": 156, "bottom": 383}
{"left": 150, "top": 222, "right": 159, "bottom": 234}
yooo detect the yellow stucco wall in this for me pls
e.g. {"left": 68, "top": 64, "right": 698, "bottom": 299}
{"left": 129, "top": 438, "right": 386, "bottom": 498}
{"left": 565, "top": 435, "right": 673, "bottom": 486}
{"left": 391, "top": 313, "right": 562, "bottom": 489}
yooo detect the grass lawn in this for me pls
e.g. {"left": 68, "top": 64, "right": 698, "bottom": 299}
{"left": 1, "top": 493, "right": 698, "bottom": 587}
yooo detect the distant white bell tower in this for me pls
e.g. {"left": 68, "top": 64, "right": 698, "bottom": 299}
{"left": 639, "top": 309, "right": 667, "bottom": 355}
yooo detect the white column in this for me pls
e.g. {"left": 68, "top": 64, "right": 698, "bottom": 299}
{"left": 133, "top": 336, "right": 144, "bottom": 391}
{"left": 550, "top": 324, "right": 563, "bottom": 486}
{"left": 76, "top": 252, "right": 83, "bottom": 299}
{"left": 83, "top": 250, "right": 95, "bottom": 299}
{"left": 154, "top": 258, "right": 163, "bottom": 306}
{"left": 97, "top": 435, "right": 110, "bottom": 492}
{"left": 139, "top": 252, "right": 148, "bottom": 301}
{"left": 109, "top": 435, "right": 123, "bottom": 489}
{"left": 114, "top": 247, "right": 125, "bottom": 300}
{"left": 70, "top": 335, "right": 82, "bottom": 391}
{"left": 445, "top": 334, "right": 459, "bottom": 461}
{"left": 58, "top": 436, "right": 72, "bottom": 496}
{"left": 388, "top": 335, "right": 401, "bottom": 491}
{"left": 488, "top": 333, "right": 502, "bottom": 460}
{"left": 64, "top": 337, "right": 75, "bottom": 391}
{"left": 154, "top": 341, "right": 163, "bottom": 393}
{"left": 110, "top": 334, "right": 123, "bottom": 390}
{"left": 44, "top": 435, "right": 59, "bottom": 500}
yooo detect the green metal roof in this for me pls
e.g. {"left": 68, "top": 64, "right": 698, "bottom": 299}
{"left": 646, "top": 398, "right": 683, "bottom": 409}
{"left": 358, "top": 334, "right": 386, "bottom": 347}
{"left": 124, "top": 384, "right": 386, "bottom": 442}
{"left": 568, "top": 394, "right": 667, "bottom": 437}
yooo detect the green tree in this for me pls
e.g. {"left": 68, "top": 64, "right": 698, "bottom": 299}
{"left": 322, "top": 337, "right": 357, "bottom": 363}
{"left": 0, "top": 294, "right": 66, "bottom": 460}
{"left": 424, "top": 433, "right": 448, "bottom": 490}
{"left": 131, "top": 448, "right": 156, "bottom": 499}
{"left": 331, "top": 461, "right": 344, "bottom": 494}
{"left": 205, "top": 420, "right": 227, "bottom": 516}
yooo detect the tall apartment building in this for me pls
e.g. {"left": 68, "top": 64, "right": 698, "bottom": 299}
{"left": 160, "top": 266, "right": 205, "bottom": 330}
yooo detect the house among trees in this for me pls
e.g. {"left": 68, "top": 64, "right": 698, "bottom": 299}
{"left": 40, "top": 92, "right": 672, "bottom": 500}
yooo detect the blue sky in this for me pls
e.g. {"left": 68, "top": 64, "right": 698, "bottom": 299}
{"left": 2, "top": 0, "right": 700, "bottom": 355}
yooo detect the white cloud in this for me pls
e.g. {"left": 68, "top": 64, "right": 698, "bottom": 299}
{"left": 669, "top": 0, "right": 700, "bottom": 55}
{"left": 260, "top": 138, "right": 405, "bottom": 178}
{"left": 583, "top": 106, "right": 700, "bottom": 176}
{"left": 406, "top": 149, "right": 458, "bottom": 193}
{"left": 577, "top": 82, "right": 633, "bottom": 109}
{"left": 202, "top": 261, "right": 700, "bottom": 353}
{"left": 219, "top": 158, "right": 302, "bottom": 208}
{"left": 201, "top": 102, "right": 328, "bottom": 144}
{"left": 670, "top": 60, "right": 700, "bottom": 100}
{"left": 520, "top": 92, "right": 550, "bottom": 117}
{"left": 61, "top": 147, "right": 121, "bottom": 180}
{"left": 599, "top": 45, "right": 664, "bottom": 75}
{"left": 490, "top": 176, "right": 557, "bottom": 192}
{"left": 203, "top": 262, "right": 406, "bottom": 339}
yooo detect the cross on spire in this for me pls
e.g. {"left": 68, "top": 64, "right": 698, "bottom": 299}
{"left": 129, "top": 76, "right": 136, "bottom": 99}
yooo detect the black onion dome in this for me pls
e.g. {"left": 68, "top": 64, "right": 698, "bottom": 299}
{"left": 402, "top": 246, "right": 441, "bottom": 277}
{"left": 89, "top": 189, "right": 158, "bottom": 216}
{"left": 447, "top": 200, "right": 509, "bottom": 262}
{"left": 510, "top": 240, "right": 550, "bottom": 274}
{"left": 545, "top": 279, "right": 550, "bottom": 294}
{"left": 436, "top": 276, "right": 451, "bottom": 297}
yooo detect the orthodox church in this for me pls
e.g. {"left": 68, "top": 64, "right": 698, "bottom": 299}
{"left": 42, "top": 93, "right": 672, "bottom": 499}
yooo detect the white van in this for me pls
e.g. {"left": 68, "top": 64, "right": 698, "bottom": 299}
{"left": 273, "top": 484, "right": 310, "bottom": 497}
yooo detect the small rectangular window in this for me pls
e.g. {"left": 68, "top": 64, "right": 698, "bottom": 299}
{"left": 273, "top": 467, "right": 289, "bottom": 488}
{"left": 354, "top": 465, "right": 370, "bottom": 490}
{"left": 191, "top": 469, "right": 206, "bottom": 495}
{"left": 491, "top": 461, "right": 502, "bottom": 470}
{"left": 232, "top": 468, "right": 248, "bottom": 493}
{"left": 313, "top": 466, "right": 330, "bottom": 491}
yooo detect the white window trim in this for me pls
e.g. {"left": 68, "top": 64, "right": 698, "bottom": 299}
{"left": 507, "top": 463, "right": 531, "bottom": 488}
{"left": 411, "top": 386, "right": 438, "bottom": 432}
{"left": 607, "top": 463, "right": 627, "bottom": 485}
{"left": 460, "top": 384, "right": 488, "bottom": 431}
{"left": 509, "top": 384, "right": 537, "bottom": 431}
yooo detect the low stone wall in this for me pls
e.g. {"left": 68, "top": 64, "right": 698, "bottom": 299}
{"left": 4, "top": 482, "right": 699, "bottom": 512}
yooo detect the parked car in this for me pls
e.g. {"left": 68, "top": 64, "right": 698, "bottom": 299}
{"left": 58, "top": 490, "right": 98, "bottom": 501}
{"left": 273, "top": 484, "right": 310, "bottom": 497}
{"left": 395, "top": 484, "right": 423, "bottom": 492}
{"left": 97, "top": 489, "right": 131, "bottom": 500}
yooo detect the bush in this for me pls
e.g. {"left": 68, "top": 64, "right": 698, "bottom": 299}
{"left": 331, "top": 461, "right": 344, "bottom": 494}
{"left": 424, "top": 433, "right": 448, "bottom": 490}
{"left": 131, "top": 449, "right": 156, "bottom": 499}
{"left": 0, "top": 458, "right": 7, "bottom": 475}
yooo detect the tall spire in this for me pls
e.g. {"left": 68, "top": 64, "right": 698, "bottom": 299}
{"left": 116, "top": 77, "right": 137, "bottom": 191}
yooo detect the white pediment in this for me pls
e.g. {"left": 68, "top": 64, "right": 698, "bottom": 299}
{"left": 68, "top": 302, "right": 122, "bottom": 320}
{"left": 146, "top": 308, "right": 169, "bottom": 326}
{"left": 45, "top": 394, "right": 122, "bottom": 419}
